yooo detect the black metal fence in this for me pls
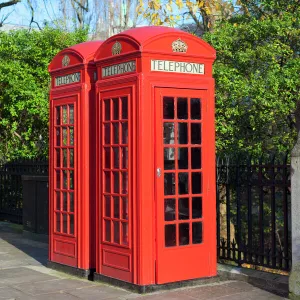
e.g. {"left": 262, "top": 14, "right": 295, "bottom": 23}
{"left": 0, "top": 159, "right": 48, "bottom": 224}
{"left": 217, "top": 154, "right": 291, "bottom": 271}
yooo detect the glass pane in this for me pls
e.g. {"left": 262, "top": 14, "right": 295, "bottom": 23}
{"left": 63, "top": 214, "right": 67, "bottom": 233}
{"left": 105, "top": 196, "right": 111, "bottom": 217}
{"left": 56, "top": 149, "right": 60, "bottom": 168}
{"left": 56, "top": 106, "right": 60, "bottom": 125}
{"left": 177, "top": 98, "right": 188, "bottom": 119}
{"left": 122, "top": 197, "right": 128, "bottom": 220}
{"left": 113, "top": 123, "right": 119, "bottom": 144}
{"left": 192, "top": 222, "right": 203, "bottom": 244}
{"left": 104, "top": 99, "right": 110, "bottom": 121}
{"left": 122, "top": 97, "right": 128, "bottom": 119}
{"left": 70, "top": 170, "right": 74, "bottom": 190}
{"left": 178, "top": 123, "right": 188, "bottom": 144}
{"left": 70, "top": 192, "right": 74, "bottom": 212}
{"left": 69, "top": 127, "right": 74, "bottom": 145}
{"left": 178, "top": 148, "right": 188, "bottom": 169}
{"left": 63, "top": 192, "right": 67, "bottom": 211}
{"left": 163, "top": 97, "right": 174, "bottom": 119}
{"left": 104, "top": 148, "right": 110, "bottom": 169}
{"left": 105, "top": 220, "right": 111, "bottom": 242}
{"left": 62, "top": 127, "right": 67, "bottom": 145}
{"left": 179, "top": 198, "right": 189, "bottom": 220}
{"left": 105, "top": 171, "right": 111, "bottom": 192}
{"left": 70, "top": 215, "right": 74, "bottom": 235}
{"left": 121, "top": 147, "right": 128, "bottom": 169}
{"left": 164, "top": 148, "right": 175, "bottom": 170}
{"left": 122, "top": 122, "right": 128, "bottom": 144}
{"left": 178, "top": 173, "right": 189, "bottom": 195}
{"left": 192, "top": 197, "right": 202, "bottom": 219}
{"left": 56, "top": 170, "right": 60, "bottom": 189}
{"left": 104, "top": 124, "right": 110, "bottom": 144}
{"left": 62, "top": 105, "right": 67, "bottom": 124}
{"left": 163, "top": 123, "right": 175, "bottom": 144}
{"left": 122, "top": 222, "right": 128, "bottom": 245}
{"left": 179, "top": 223, "right": 189, "bottom": 245}
{"left": 164, "top": 173, "right": 175, "bottom": 195}
{"left": 164, "top": 199, "right": 175, "bottom": 221}
{"left": 113, "top": 221, "right": 120, "bottom": 244}
{"left": 192, "top": 173, "right": 202, "bottom": 194}
{"left": 113, "top": 172, "right": 119, "bottom": 193}
{"left": 113, "top": 147, "right": 119, "bottom": 169}
{"left": 122, "top": 172, "right": 128, "bottom": 194}
{"left": 113, "top": 98, "right": 119, "bottom": 120}
{"left": 56, "top": 128, "right": 60, "bottom": 146}
{"left": 56, "top": 213, "right": 61, "bottom": 232}
{"left": 191, "top": 123, "right": 201, "bottom": 144}
{"left": 191, "top": 98, "right": 201, "bottom": 120}
{"left": 114, "top": 196, "right": 120, "bottom": 218}
{"left": 70, "top": 149, "right": 74, "bottom": 168}
{"left": 191, "top": 148, "right": 201, "bottom": 169}
{"left": 63, "top": 171, "right": 67, "bottom": 189}
{"left": 165, "top": 224, "right": 176, "bottom": 247}
{"left": 69, "top": 104, "right": 74, "bottom": 124}
{"left": 56, "top": 192, "right": 60, "bottom": 210}
{"left": 63, "top": 149, "right": 67, "bottom": 168}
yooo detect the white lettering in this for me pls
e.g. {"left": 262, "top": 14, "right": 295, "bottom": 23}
{"left": 151, "top": 60, "right": 205, "bottom": 75}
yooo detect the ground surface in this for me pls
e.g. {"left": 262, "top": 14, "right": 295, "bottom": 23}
{"left": 0, "top": 223, "right": 288, "bottom": 300}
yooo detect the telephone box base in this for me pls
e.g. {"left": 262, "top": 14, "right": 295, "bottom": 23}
{"left": 47, "top": 261, "right": 93, "bottom": 279}
{"left": 93, "top": 273, "right": 220, "bottom": 294}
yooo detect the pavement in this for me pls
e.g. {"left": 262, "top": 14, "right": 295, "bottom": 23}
{"left": 0, "top": 222, "right": 288, "bottom": 300}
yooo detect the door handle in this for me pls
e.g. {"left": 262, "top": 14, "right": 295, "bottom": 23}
{"left": 157, "top": 168, "right": 161, "bottom": 178}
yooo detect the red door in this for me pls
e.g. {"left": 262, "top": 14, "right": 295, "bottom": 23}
{"left": 155, "top": 87, "right": 215, "bottom": 284}
{"left": 52, "top": 96, "right": 77, "bottom": 267}
{"left": 99, "top": 87, "right": 133, "bottom": 282}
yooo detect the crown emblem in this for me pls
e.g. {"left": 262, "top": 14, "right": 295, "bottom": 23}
{"left": 62, "top": 55, "right": 70, "bottom": 67}
{"left": 112, "top": 41, "right": 122, "bottom": 55}
{"left": 172, "top": 38, "right": 188, "bottom": 53}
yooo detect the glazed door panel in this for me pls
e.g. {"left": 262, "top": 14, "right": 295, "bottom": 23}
{"left": 155, "top": 87, "right": 213, "bottom": 284}
{"left": 52, "top": 96, "right": 77, "bottom": 267}
{"left": 99, "top": 88, "right": 133, "bottom": 283}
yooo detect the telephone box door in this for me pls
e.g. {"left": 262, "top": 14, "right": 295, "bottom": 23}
{"left": 155, "top": 87, "right": 214, "bottom": 284}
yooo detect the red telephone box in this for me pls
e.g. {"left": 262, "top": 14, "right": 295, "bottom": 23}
{"left": 48, "top": 41, "right": 102, "bottom": 276}
{"left": 94, "top": 26, "right": 216, "bottom": 289}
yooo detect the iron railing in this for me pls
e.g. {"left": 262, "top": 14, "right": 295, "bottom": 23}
{"left": 217, "top": 154, "right": 291, "bottom": 271}
{"left": 0, "top": 159, "right": 48, "bottom": 224}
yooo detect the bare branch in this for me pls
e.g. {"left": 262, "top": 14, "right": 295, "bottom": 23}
{"left": 27, "top": 0, "right": 42, "bottom": 30}
{"left": 0, "top": 0, "right": 20, "bottom": 10}
{"left": 72, "top": 0, "right": 88, "bottom": 12}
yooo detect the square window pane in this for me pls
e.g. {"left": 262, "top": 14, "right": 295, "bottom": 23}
{"left": 121, "top": 147, "right": 128, "bottom": 169}
{"left": 122, "top": 97, "right": 128, "bottom": 119}
{"left": 191, "top": 98, "right": 201, "bottom": 120}
{"left": 56, "top": 107, "right": 60, "bottom": 125}
{"left": 113, "top": 221, "right": 120, "bottom": 244}
{"left": 104, "top": 148, "right": 111, "bottom": 169}
{"left": 62, "top": 127, "right": 67, "bottom": 145}
{"left": 56, "top": 149, "right": 60, "bottom": 168}
{"left": 191, "top": 148, "right": 201, "bottom": 169}
{"left": 178, "top": 173, "right": 189, "bottom": 195}
{"left": 104, "top": 124, "right": 110, "bottom": 144}
{"left": 70, "top": 215, "right": 74, "bottom": 235}
{"left": 178, "top": 148, "right": 188, "bottom": 169}
{"left": 121, "top": 122, "right": 128, "bottom": 144}
{"left": 121, "top": 172, "right": 128, "bottom": 194}
{"left": 104, "top": 171, "right": 110, "bottom": 192}
{"left": 113, "top": 172, "right": 119, "bottom": 193}
{"left": 192, "top": 222, "right": 203, "bottom": 244}
{"left": 114, "top": 196, "right": 120, "bottom": 218}
{"left": 70, "top": 170, "right": 74, "bottom": 190}
{"left": 63, "top": 192, "right": 67, "bottom": 211}
{"left": 56, "top": 192, "right": 60, "bottom": 210}
{"left": 70, "top": 192, "right": 74, "bottom": 212}
{"left": 63, "top": 170, "right": 68, "bottom": 189}
{"left": 104, "top": 99, "right": 110, "bottom": 121}
{"left": 192, "top": 173, "right": 202, "bottom": 194}
{"left": 56, "top": 128, "right": 60, "bottom": 146}
{"left": 70, "top": 149, "right": 74, "bottom": 168}
{"left": 163, "top": 97, "right": 174, "bottom": 119}
{"left": 122, "top": 222, "right": 129, "bottom": 245}
{"left": 165, "top": 224, "right": 176, "bottom": 247}
{"left": 164, "top": 173, "right": 175, "bottom": 195}
{"left": 113, "top": 98, "right": 119, "bottom": 120}
{"left": 63, "top": 214, "right": 67, "bottom": 233}
{"left": 191, "top": 123, "right": 201, "bottom": 144}
{"left": 178, "top": 123, "right": 188, "bottom": 144}
{"left": 122, "top": 197, "right": 128, "bottom": 220}
{"left": 192, "top": 197, "right": 202, "bottom": 219}
{"left": 69, "top": 127, "right": 74, "bottom": 145}
{"left": 113, "top": 123, "right": 119, "bottom": 144}
{"left": 56, "top": 213, "right": 61, "bottom": 232}
{"left": 62, "top": 105, "right": 67, "bottom": 124}
{"left": 56, "top": 170, "right": 60, "bottom": 189}
{"left": 164, "top": 199, "right": 175, "bottom": 221}
{"left": 63, "top": 149, "right": 67, "bottom": 168}
{"left": 105, "top": 220, "right": 111, "bottom": 242}
{"left": 163, "top": 123, "right": 175, "bottom": 144}
{"left": 113, "top": 147, "right": 119, "bottom": 169}
{"left": 179, "top": 198, "right": 189, "bottom": 220}
{"left": 164, "top": 148, "right": 175, "bottom": 170}
{"left": 177, "top": 98, "right": 188, "bottom": 119}
{"left": 69, "top": 104, "right": 74, "bottom": 124}
{"left": 179, "top": 223, "right": 189, "bottom": 245}
{"left": 105, "top": 196, "right": 111, "bottom": 217}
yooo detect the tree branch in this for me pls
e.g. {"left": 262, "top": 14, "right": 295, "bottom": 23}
{"left": 27, "top": 0, "right": 42, "bottom": 30}
{"left": 0, "top": 0, "right": 20, "bottom": 10}
{"left": 72, "top": 0, "right": 88, "bottom": 12}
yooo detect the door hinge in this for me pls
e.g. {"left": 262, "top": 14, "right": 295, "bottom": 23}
{"left": 157, "top": 168, "right": 161, "bottom": 178}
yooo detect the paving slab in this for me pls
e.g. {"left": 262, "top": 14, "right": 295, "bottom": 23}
{"left": 0, "top": 286, "right": 35, "bottom": 300}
